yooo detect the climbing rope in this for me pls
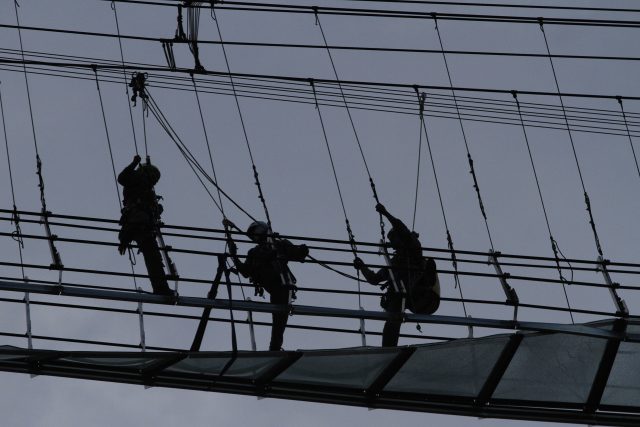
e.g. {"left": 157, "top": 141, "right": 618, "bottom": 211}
{"left": 192, "top": 74, "right": 225, "bottom": 213}
{"left": 211, "top": 6, "right": 272, "bottom": 229}
{"left": 432, "top": 13, "right": 495, "bottom": 251}
{"left": 93, "top": 66, "right": 148, "bottom": 348}
{"left": 110, "top": 1, "right": 140, "bottom": 156}
{"left": 414, "top": 89, "right": 468, "bottom": 319}
{"left": 144, "top": 89, "right": 255, "bottom": 221}
{"left": 192, "top": 74, "right": 249, "bottom": 304}
{"left": 538, "top": 19, "right": 604, "bottom": 258}
{"left": 512, "top": 90, "right": 575, "bottom": 324}
{"left": 314, "top": 10, "right": 386, "bottom": 243}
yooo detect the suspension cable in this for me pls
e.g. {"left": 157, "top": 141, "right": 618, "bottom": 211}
{"left": 538, "top": 19, "right": 604, "bottom": 258}
{"left": 210, "top": 6, "right": 272, "bottom": 229}
{"left": 314, "top": 10, "right": 386, "bottom": 242}
{"left": 617, "top": 96, "right": 640, "bottom": 183}
{"left": 0, "top": 80, "right": 32, "bottom": 349}
{"left": 432, "top": 13, "right": 495, "bottom": 251}
{"left": 310, "top": 79, "right": 366, "bottom": 338}
{"left": 13, "top": 1, "right": 63, "bottom": 275}
{"left": 142, "top": 98, "right": 149, "bottom": 158}
{"left": 512, "top": 90, "right": 574, "bottom": 324}
{"left": 411, "top": 91, "right": 425, "bottom": 231}
{"left": 110, "top": 1, "right": 140, "bottom": 155}
{"left": 415, "top": 89, "right": 467, "bottom": 318}
{"left": 310, "top": 80, "right": 357, "bottom": 255}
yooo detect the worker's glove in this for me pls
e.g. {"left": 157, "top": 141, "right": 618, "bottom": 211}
{"left": 375, "top": 203, "right": 387, "bottom": 215}
{"left": 133, "top": 154, "right": 141, "bottom": 165}
{"left": 353, "top": 257, "right": 365, "bottom": 270}
{"left": 117, "top": 242, "right": 128, "bottom": 256}
{"left": 227, "top": 239, "right": 237, "bottom": 256}
{"left": 222, "top": 218, "right": 236, "bottom": 230}
{"left": 300, "top": 244, "right": 309, "bottom": 259}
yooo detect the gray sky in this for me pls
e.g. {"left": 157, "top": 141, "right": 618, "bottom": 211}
{"left": 1, "top": 0, "right": 639, "bottom": 425}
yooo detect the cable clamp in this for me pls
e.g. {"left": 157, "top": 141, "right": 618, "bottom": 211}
{"left": 597, "top": 256, "right": 628, "bottom": 316}
{"left": 488, "top": 250, "right": 519, "bottom": 316}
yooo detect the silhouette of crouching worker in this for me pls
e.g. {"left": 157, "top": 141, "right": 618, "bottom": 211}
{"left": 225, "top": 219, "right": 309, "bottom": 351}
{"left": 117, "top": 155, "right": 173, "bottom": 296}
{"left": 354, "top": 203, "right": 432, "bottom": 347}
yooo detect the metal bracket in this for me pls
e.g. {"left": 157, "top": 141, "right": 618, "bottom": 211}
{"left": 597, "top": 256, "right": 628, "bottom": 316}
{"left": 40, "top": 210, "right": 63, "bottom": 276}
{"left": 488, "top": 250, "right": 519, "bottom": 321}
{"left": 24, "top": 289, "right": 33, "bottom": 350}
{"left": 137, "top": 287, "right": 146, "bottom": 352}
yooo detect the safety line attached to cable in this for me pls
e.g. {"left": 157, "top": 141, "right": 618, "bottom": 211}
{"left": 192, "top": 74, "right": 225, "bottom": 214}
{"left": 144, "top": 89, "right": 258, "bottom": 222}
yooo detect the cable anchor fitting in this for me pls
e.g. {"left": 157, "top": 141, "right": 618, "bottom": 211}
{"left": 597, "top": 256, "right": 628, "bottom": 317}
{"left": 488, "top": 250, "right": 519, "bottom": 321}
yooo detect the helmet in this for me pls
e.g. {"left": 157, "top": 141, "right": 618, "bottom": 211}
{"left": 139, "top": 163, "right": 161, "bottom": 185}
{"left": 247, "top": 221, "right": 269, "bottom": 241}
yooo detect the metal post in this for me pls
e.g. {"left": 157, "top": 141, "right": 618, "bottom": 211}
{"left": 246, "top": 297, "right": 257, "bottom": 351}
{"left": 137, "top": 287, "right": 146, "bottom": 352}
{"left": 597, "top": 256, "right": 628, "bottom": 316}
{"left": 359, "top": 309, "right": 367, "bottom": 347}
{"left": 156, "top": 227, "right": 179, "bottom": 295}
{"left": 24, "top": 288, "right": 33, "bottom": 350}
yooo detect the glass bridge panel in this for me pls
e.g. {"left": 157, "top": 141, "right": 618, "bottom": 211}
{"left": 384, "top": 335, "right": 510, "bottom": 397}
{"left": 493, "top": 332, "right": 607, "bottom": 403}
{"left": 275, "top": 347, "right": 398, "bottom": 389}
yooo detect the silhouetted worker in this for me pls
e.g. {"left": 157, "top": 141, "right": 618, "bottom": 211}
{"left": 225, "top": 219, "right": 309, "bottom": 351}
{"left": 117, "top": 154, "right": 173, "bottom": 296}
{"left": 354, "top": 203, "right": 440, "bottom": 347}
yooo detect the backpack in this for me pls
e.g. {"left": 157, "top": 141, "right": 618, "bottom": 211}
{"left": 406, "top": 257, "right": 440, "bottom": 315}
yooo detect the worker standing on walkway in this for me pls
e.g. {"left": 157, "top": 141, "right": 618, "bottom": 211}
{"left": 354, "top": 203, "right": 440, "bottom": 347}
{"left": 225, "top": 219, "right": 308, "bottom": 351}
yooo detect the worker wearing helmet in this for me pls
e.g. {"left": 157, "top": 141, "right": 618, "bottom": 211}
{"left": 224, "top": 219, "right": 309, "bottom": 351}
{"left": 117, "top": 154, "right": 173, "bottom": 296}
{"left": 354, "top": 203, "right": 440, "bottom": 347}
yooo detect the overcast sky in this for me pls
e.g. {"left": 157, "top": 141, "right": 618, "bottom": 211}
{"left": 1, "top": 0, "right": 640, "bottom": 425}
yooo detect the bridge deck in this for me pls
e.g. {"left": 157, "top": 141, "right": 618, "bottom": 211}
{"left": 1, "top": 318, "right": 639, "bottom": 426}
